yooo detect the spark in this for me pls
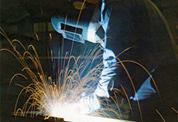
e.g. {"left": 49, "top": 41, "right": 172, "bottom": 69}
{"left": 49, "top": 33, "right": 52, "bottom": 40}
{"left": 120, "top": 85, "right": 133, "bottom": 114}
{"left": 1, "top": 26, "right": 135, "bottom": 121}
{"left": 34, "top": 32, "right": 39, "bottom": 41}
{"left": 39, "top": 0, "right": 43, "bottom": 14}
{"left": 156, "top": 109, "right": 166, "bottom": 122}
{"left": 171, "top": 107, "right": 178, "bottom": 114}
{"left": 70, "top": 0, "right": 87, "bottom": 56}
{"left": 1, "top": 28, "right": 159, "bottom": 121}
{"left": 116, "top": 56, "right": 143, "bottom": 122}
{"left": 147, "top": 0, "right": 177, "bottom": 57}
{"left": 1, "top": 1, "right": 172, "bottom": 121}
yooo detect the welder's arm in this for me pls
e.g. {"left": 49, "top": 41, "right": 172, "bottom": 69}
{"left": 105, "top": 2, "right": 159, "bottom": 97}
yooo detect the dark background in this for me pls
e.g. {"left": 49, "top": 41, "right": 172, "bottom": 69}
{"left": 0, "top": 0, "right": 177, "bottom": 122}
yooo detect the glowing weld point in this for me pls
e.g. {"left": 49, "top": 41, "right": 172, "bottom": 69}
{"left": 49, "top": 102, "right": 133, "bottom": 122}
{"left": 52, "top": 113, "right": 133, "bottom": 122}
{"left": 48, "top": 102, "right": 81, "bottom": 121}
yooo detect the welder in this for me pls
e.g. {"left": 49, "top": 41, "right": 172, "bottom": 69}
{"left": 51, "top": 0, "right": 177, "bottom": 121}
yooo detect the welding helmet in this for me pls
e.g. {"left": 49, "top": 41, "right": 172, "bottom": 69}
{"left": 51, "top": 1, "right": 104, "bottom": 46}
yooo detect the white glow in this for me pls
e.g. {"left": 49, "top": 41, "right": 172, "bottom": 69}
{"left": 48, "top": 102, "right": 81, "bottom": 121}
{"left": 48, "top": 101, "right": 134, "bottom": 122}
{"left": 52, "top": 113, "right": 133, "bottom": 122}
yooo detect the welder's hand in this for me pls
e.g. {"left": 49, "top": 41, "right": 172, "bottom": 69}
{"left": 80, "top": 93, "right": 100, "bottom": 114}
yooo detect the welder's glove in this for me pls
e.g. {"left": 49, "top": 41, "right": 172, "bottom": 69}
{"left": 80, "top": 93, "right": 100, "bottom": 114}
{"left": 95, "top": 48, "right": 117, "bottom": 98}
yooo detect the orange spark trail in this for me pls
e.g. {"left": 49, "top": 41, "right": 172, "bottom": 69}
{"left": 156, "top": 109, "right": 166, "bottom": 122}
